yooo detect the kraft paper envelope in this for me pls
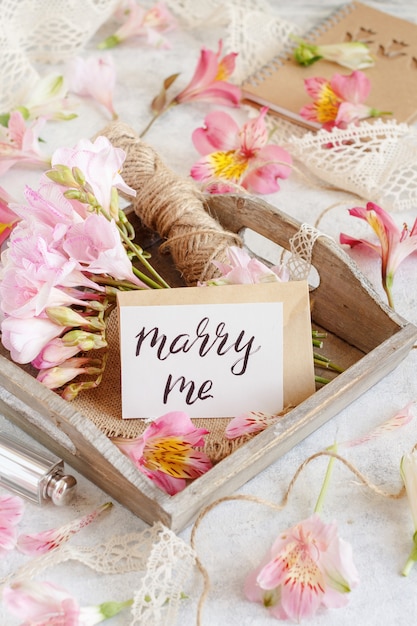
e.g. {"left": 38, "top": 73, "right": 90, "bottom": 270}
{"left": 118, "top": 281, "right": 315, "bottom": 419}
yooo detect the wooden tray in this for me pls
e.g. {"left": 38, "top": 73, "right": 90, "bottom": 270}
{"left": 0, "top": 195, "right": 415, "bottom": 532}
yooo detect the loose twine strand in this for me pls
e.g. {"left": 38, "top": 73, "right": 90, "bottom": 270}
{"left": 190, "top": 449, "right": 405, "bottom": 626}
{"left": 99, "top": 120, "right": 242, "bottom": 286}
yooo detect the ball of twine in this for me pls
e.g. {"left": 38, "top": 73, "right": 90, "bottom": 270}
{"left": 99, "top": 121, "right": 242, "bottom": 286}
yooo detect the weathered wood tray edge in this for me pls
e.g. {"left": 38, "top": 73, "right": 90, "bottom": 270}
{"left": 0, "top": 195, "right": 415, "bottom": 533}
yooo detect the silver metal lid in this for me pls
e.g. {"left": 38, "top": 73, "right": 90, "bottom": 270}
{"left": 46, "top": 474, "right": 77, "bottom": 505}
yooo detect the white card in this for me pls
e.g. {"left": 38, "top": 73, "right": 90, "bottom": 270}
{"left": 117, "top": 282, "right": 315, "bottom": 419}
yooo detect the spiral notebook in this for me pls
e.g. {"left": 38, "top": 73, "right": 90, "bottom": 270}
{"left": 241, "top": 1, "right": 417, "bottom": 130}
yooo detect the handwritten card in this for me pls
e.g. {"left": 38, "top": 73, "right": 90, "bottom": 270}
{"left": 117, "top": 282, "right": 315, "bottom": 419}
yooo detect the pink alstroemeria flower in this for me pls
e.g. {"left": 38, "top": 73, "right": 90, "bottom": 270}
{"left": 339, "top": 201, "right": 417, "bottom": 308}
{"left": 0, "top": 187, "right": 19, "bottom": 246}
{"left": 3, "top": 579, "right": 132, "bottom": 625}
{"left": 245, "top": 513, "right": 359, "bottom": 621}
{"left": 140, "top": 39, "right": 241, "bottom": 138}
{"left": 191, "top": 108, "right": 292, "bottom": 194}
{"left": 66, "top": 54, "right": 118, "bottom": 119}
{"left": 200, "top": 245, "right": 290, "bottom": 285}
{"left": 0, "top": 111, "right": 50, "bottom": 175}
{"left": 225, "top": 411, "right": 283, "bottom": 439}
{"left": 112, "top": 411, "right": 212, "bottom": 495}
{"left": 0, "top": 494, "right": 25, "bottom": 554}
{"left": 300, "top": 70, "right": 389, "bottom": 129}
{"left": 16, "top": 502, "right": 112, "bottom": 555}
{"left": 226, "top": 409, "right": 289, "bottom": 440}
{"left": 339, "top": 402, "right": 415, "bottom": 449}
{"left": 173, "top": 40, "right": 241, "bottom": 107}
{"left": 99, "top": 0, "right": 177, "bottom": 49}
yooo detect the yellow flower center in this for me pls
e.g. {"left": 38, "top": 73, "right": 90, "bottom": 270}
{"left": 314, "top": 83, "right": 340, "bottom": 124}
{"left": 216, "top": 61, "right": 229, "bottom": 81}
{"left": 209, "top": 150, "right": 248, "bottom": 182}
{"left": 143, "top": 437, "right": 196, "bottom": 478}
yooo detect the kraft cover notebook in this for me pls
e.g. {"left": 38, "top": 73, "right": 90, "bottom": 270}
{"left": 241, "top": 1, "right": 417, "bottom": 130}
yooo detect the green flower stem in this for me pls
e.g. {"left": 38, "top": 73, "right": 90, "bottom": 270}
{"left": 312, "top": 330, "right": 327, "bottom": 337}
{"left": 314, "top": 353, "right": 345, "bottom": 373}
{"left": 314, "top": 444, "right": 337, "bottom": 514}
{"left": 139, "top": 101, "right": 177, "bottom": 139}
{"left": 402, "top": 533, "right": 417, "bottom": 576}
{"left": 131, "top": 265, "right": 170, "bottom": 289}
{"left": 98, "top": 204, "right": 170, "bottom": 289}
{"left": 312, "top": 338, "right": 324, "bottom": 348}
{"left": 315, "top": 375, "right": 331, "bottom": 385}
{"left": 91, "top": 277, "right": 142, "bottom": 291}
{"left": 383, "top": 277, "right": 395, "bottom": 309}
{"left": 139, "top": 113, "right": 163, "bottom": 139}
{"left": 99, "top": 598, "right": 133, "bottom": 618}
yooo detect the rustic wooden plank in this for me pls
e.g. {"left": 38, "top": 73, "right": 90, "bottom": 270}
{"left": 205, "top": 195, "right": 403, "bottom": 352}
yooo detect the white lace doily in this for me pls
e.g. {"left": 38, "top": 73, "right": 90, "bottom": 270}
{"left": 0, "top": 0, "right": 297, "bottom": 112}
{"left": 0, "top": 523, "right": 196, "bottom": 626}
{"left": 0, "top": 0, "right": 119, "bottom": 112}
{"left": 284, "top": 120, "right": 417, "bottom": 212}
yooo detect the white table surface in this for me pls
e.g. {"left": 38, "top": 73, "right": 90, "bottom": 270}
{"left": 1, "top": 1, "right": 417, "bottom": 624}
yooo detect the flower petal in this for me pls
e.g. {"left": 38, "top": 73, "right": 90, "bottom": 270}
{"left": 242, "top": 144, "right": 292, "bottom": 194}
{"left": 17, "top": 502, "right": 112, "bottom": 555}
{"left": 192, "top": 110, "right": 239, "bottom": 155}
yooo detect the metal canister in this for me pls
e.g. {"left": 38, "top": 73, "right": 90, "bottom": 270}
{"left": 0, "top": 431, "right": 77, "bottom": 505}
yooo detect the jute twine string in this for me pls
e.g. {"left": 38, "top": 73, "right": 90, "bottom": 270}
{"left": 190, "top": 449, "right": 406, "bottom": 626}
{"left": 99, "top": 120, "right": 242, "bottom": 286}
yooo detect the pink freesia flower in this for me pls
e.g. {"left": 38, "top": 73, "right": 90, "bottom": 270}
{"left": 3, "top": 579, "right": 132, "bottom": 625}
{"left": 50, "top": 136, "right": 136, "bottom": 214}
{"left": 191, "top": 108, "right": 292, "bottom": 194}
{"left": 0, "top": 187, "right": 19, "bottom": 246}
{"left": 0, "top": 217, "right": 101, "bottom": 321}
{"left": 0, "top": 136, "right": 165, "bottom": 396}
{"left": 1, "top": 316, "right": 68, "bottom": 364}
{"left": 66, "top": 54, "right": 118, "bottom": 119}
{"left": 0, "top": 111, "right": 50, "bottom": 175}
{"left": 225, "top": 411, "right": 282, "bottom": 439}
{"left": 173, "top": 40, "right": 241, "bottom": 107}
{"left": 11, "top": 183, "right": 87, "bottom": 227}
{"left": 300, "top": 70, "right": 389, "bottom": 129}
{"left": 244, "top": 513, "right": 359, "bottom": 621}
{"left": 0, "top": 494, "right": 24, "bottom": 553}
{"left": 62, "top": 213, "right": 147, "bottom": 287}
{"left": 36, "top": 357, "right": 102, "bottom": 390}
{"left": 33, "top": 331, "right": 107, "bottom": 369}
{"left": 112, "top": 411, "right": 212, "bottom": 495}
{"left": 99, "top": 0, "right": 177, "bottom": 49}
{"left": 339, "top": 201, "right": 417, "bottom": 308}
{"left": 17, "top": 502, "right": 112, "bottom": 555}
{"left": 200, "top": 245, "right": 290, "bottom": 285}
